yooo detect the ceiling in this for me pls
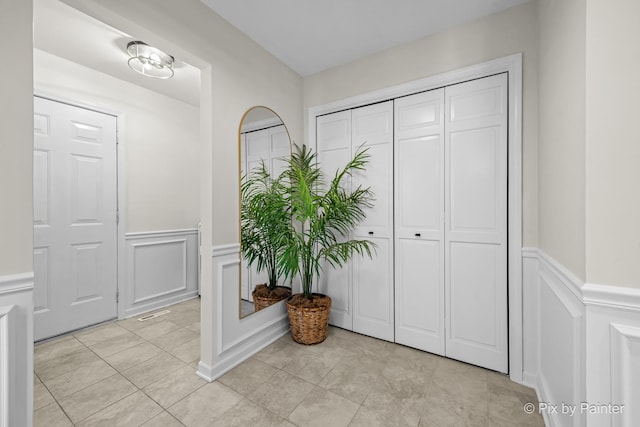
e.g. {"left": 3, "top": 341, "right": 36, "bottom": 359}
{"left": 200, "top": 0, "right": 530, "bottom": 76}
{"left": 33, "top": 0, "right": 530, "bottom": 106}
{"left": 33, "top": 0, "right": 201, "bottom": 106}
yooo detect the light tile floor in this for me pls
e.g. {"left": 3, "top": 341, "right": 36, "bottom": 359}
{"left": 34, "top": 298, "right": 544, "bottom": 426}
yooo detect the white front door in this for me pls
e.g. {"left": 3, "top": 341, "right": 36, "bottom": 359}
{"left": 444, "top": 74, "right": 508, "bottom": 373}
{"left": 33, "top": 96, "right": 118, "bottom": 341}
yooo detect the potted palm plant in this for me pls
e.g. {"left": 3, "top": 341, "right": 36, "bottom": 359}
{"left": 241, "top": 162, "right": 292, "bottom": 311}
{"left": 279, "top": 144, "right": 375, "bottom": 344}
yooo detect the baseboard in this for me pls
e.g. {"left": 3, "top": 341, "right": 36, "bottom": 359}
{"left": 197, "top": 326, "right": 289, "bottom": 382}
{"left": 124, "top": 228, "right": 199, "bottom": 318}
{"left": 198, "top": 243, "right": 291, "bottom": 382}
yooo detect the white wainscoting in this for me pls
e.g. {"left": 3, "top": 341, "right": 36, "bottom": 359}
{"left": 124, "top": 229, "right": 199, "bottom": 318}
{"left": 0, "top": 273, "right": 34, "bottom": 427}
{"left": 522, "top": 248, "right": 640, "bottom": 427}
{"left": 197, "top": 244, "right": 290, "bottom": 382}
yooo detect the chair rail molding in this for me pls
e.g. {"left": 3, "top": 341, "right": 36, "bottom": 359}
{"left": 522, "top": 248, "right": 640, "bottom": 427}
{"left": 198, "top": 243, "right": 289, "bottom": 382}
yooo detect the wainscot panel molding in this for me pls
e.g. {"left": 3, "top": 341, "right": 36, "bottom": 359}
{"left": 197, "top": 243, "right": 289, "bottom": 382}
{"left": 0, "top": 273, "right": 34, "bottom": 427}
{"left": 522, "top": 248, "right": 640, "bottom": 427}
{"left": 124, "top": 229, "right": 199, "bottom": 318}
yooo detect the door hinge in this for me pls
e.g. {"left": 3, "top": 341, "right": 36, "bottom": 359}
{"left": 116, "top": 211, "right": 119, "bottom": 224}
{"left": 116, "top": 289, "right": 120, "bottom": 303}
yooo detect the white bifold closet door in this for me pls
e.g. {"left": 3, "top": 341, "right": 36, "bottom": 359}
{"left": 394, "top": 73, "right": 508, "bottom": 373}
{"left": 316, "top": 111, "right": 353, "bottom": 330}
{"left": 394, "top": 88, "right": 446, "bottom": 355}
{"left": 316, "top": 102, "right": 394, "bottom": 341}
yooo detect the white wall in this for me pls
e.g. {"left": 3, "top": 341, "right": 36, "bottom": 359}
{"left": 537, "top": 0, "right": 587, "bottom": 282}
{"left": 34, "top": 49, "right": 200, "bottom": 232}
{"left": 585, "top": 0, "right": 640, "bottom": 289}
{"left": 0, "top": 0, "right": 33, "bottom": 277}
{"left": 303, "top": 1, "right": 539, "bottom": 247}
{"left": 0, "top": 1, "right": 34, "bottom": 425}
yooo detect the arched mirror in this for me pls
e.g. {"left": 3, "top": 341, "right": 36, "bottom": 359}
{"left": 239, "top": 106, "right": 292, "bottom": 318}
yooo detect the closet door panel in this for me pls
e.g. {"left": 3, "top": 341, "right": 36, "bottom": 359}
{"left": 317, "top": 261, "right": 352, "bottom": 330}
{"left": 449, "top": 127, "right": 502, "bottom": 241}
{"left": 394, "top": 238, "right": 444, "bottom": 354}
{"left": 352, "top": 237, "right": 393, "bottom": 341}
{"left": 352, "top": 101, "right": 393, "bottom": 237}
{"left": 269, "top": 125, "right": 290, "bottom": 177}
{"left": 444, "top": 73, "right": 508, "bottom": 373}
{"left": 352, "top": 142, "right": 392, "bottom": 238}
{"left": 395, "top": 134, "right": 442, "bottom": 239}
{"left": 351, "top": 101, "right": 394, "bottom": 339}
{"left": 245, "top": 129, "right": 270, "bottom": 173}
{"left": 317, "top": 111, "right": 351, "bottom": 152}
{"left": 394, "top": 89, "right": 445, "bottom": 352}
{"left": 317, "top": 110, "right": 353, "bottom": 329}
{"left": 448, "top": 243, "right": 502, "bottom": 345}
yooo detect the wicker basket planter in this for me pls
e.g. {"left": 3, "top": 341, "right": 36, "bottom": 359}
{"left": 252, "top": 284, "right": 292, "bottom": 312}
{"left": 286, "top": 294, "right": 332, "bottom": 345}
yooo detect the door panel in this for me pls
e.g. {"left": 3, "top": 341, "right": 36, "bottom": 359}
{"left": 245, "top": 129, "right": 269, "bottom": 170}
{"left": 270, "top": 125, "right": 290, "bottom": 177}
{"left": 317, "top": 111, "right": 351, "bottom": 152}
{"left": 395, "top": 134, "right": 442, "bottom": 237}
{"left": 316, "top": 110, "right": 353, "bottom": 329}
{"left": 33, "top": 96, "right": 117, "bottom": 340}
{"left": 449, "top": 128, "right": 501, "bottom": 235}
{"left": 33, "top": 247, "right": 51, "bottom": 314}
{"left": 71, "top": 155, "right": 103, "bottom": 223}
{"left": 352, "top": 142, "right": 392, "bottom": 237}
{"left": 447, "top": 242, "right": 506, "bottom": 371}
{"left": 394, "top": 238, "right": 444, "bottom": 354}
{"left": 394, "top": 89, "right": 445, "bottom": 352}
{"left": 444, "top": 73, "right": 508, "bottom": 373}
{"left": 317, "top": 261, "right": 352, "bottom": 330}
{"left": 351, "top": 102, "right": 394, "bottom": 340}
{"left": 352, "top": 237, "right": 393, "bottom": 341}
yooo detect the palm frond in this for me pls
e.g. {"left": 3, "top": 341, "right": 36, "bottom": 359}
{"left": 278, "top": 143, "right": 376, "bottom": 298}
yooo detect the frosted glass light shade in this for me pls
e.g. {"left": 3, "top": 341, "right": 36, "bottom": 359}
{"left": 126, "top": 41, "right": 174, "bottom": 79}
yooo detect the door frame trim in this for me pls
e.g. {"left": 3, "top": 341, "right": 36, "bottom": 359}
{"left": 307, "top": 53, "right": 524, "bottom": 382}
{"left": 33, "top": 91, "right": 127, "bottom": 321}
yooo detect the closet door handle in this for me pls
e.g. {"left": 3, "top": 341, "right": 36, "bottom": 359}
{"left": 368, "top": 231, "right": 374, "bottom": 235}
{"left": 415, "top": 233, "right": 421, "bottom": 237}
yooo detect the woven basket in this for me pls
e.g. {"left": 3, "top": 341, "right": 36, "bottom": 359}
{"left": 252, "top": 285, "right": 292, "bottom": 312}
{"left": 286, "top": 294, "right": 331, "bottom": 345}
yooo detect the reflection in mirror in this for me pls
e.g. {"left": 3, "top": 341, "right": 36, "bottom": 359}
{"left": 239, "top": 106, "right": 292, "bottom": 318}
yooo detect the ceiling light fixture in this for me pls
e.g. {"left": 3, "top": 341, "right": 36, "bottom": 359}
{"left": 126, "top": 41, "right": 174, "bottom": 79}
